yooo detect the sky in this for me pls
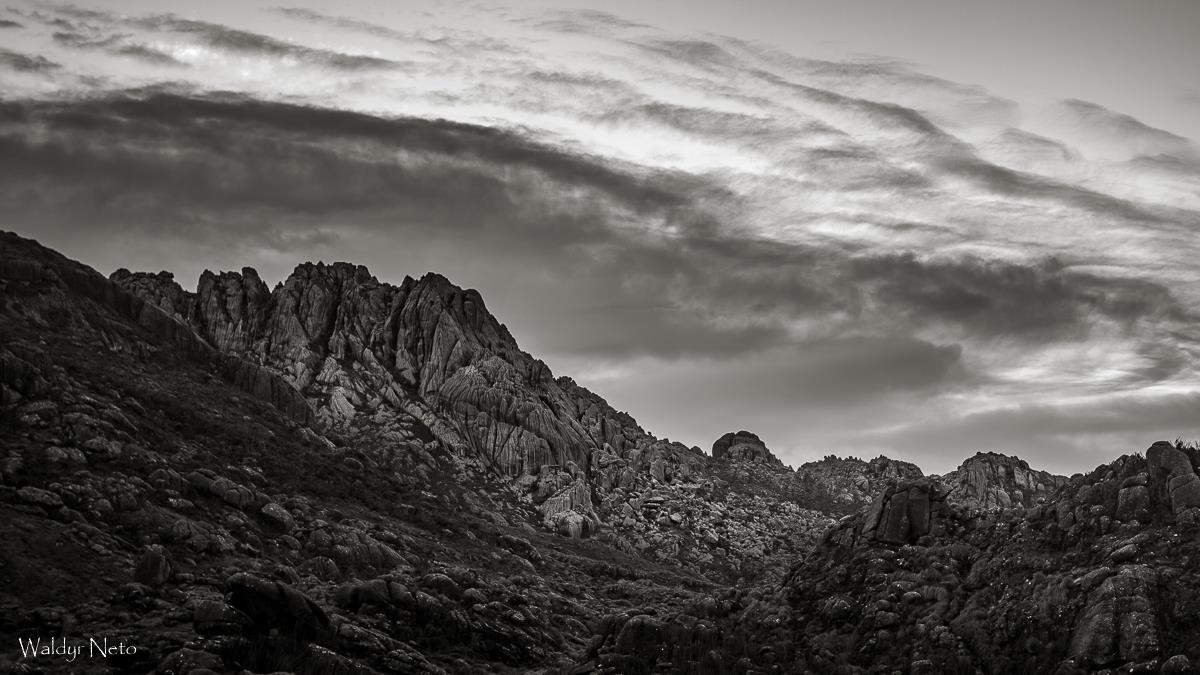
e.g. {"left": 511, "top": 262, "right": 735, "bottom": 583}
{"left": 1, "top": 0, "right": 1198, "bottom": 474}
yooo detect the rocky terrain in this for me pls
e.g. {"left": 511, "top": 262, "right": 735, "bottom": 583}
{"left": 3, "top": 230, "right": 1198, "bottom": 674}
{"left": 933, "top": 451, "right": 1069, "bottom": 512}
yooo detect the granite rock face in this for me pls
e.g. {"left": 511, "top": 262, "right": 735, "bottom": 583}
{"left": 109, "top": 269, "right": 195, "bottom": 321}
{"left": 936, "top": 451, "right": 1068, "bottom": 511}
{"left": 1069, "top": 565, "right": 1160, "bottom": 667}
{"left": 1147, "top": 440, "right": 1200, "bottom": 517}
{"left": 793, "top": 454, "right": 925, "bottom": 514}
{"left": 112, "top": 260, "right": 648, "bottom": 479}
{"left": 861, "top": 478, "right": 945, "bottom": 545}
{"left": 711, "top": 430, "right": 782, "bottom": 465}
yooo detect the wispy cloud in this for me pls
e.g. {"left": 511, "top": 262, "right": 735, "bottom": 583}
{"left": 135, "top": 15, "right": 399, "bottom": 70}
{"left": 0, "top": 48, "right": 60, "bottom": 72}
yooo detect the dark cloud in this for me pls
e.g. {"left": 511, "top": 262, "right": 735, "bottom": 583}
{"left": 641, "top": 39, "right": 740, "bottom": 71}
{"left": 0, "top": 92, "right": 691, "bottom": 217}
{"left": 0, "top": 48, "right": 60, "bottom": 73}
{"left": 113, "top": 44, "right": 186, "bottom": 66}
{"left": 49, "top": 5, "right": 112, "bottom": 23}
{"left": 936, "top": 154, "right": 1169, "bottom": 223}
{"left": 52, "top": 30, "right": 114, "bottom": 48}
{"left": 1, "top": 91, "right": 1194, "bottom": 370}
{"left": 864, "top": 391, "right": 1200, "bottom": 475}
{"left": 0, "top": 19, "right": 22, "bottom": 29}
{"left": 533, "top": 9, "right": 652, "bottom": 34}
{"left": 850, "top": 253, "right": 1192, "bottom": 338}
{"left": 50, "top": 27, "right": 187, "bottom": 66}
{"left": 17, "top": 6, "right": 104, "bottom": 31}
{"left": 275, "top": 7, "right": 403, "bottom": 39}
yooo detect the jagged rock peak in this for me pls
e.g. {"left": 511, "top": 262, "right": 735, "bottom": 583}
{"left": 286, "top": 260, "right": 377, "bottom": 285}
{"left": 711, "top": 430, "right": 782, "bottom": 465}
{"left": 937, "top": 450, "right": 1067, "bottom": 511}
{"left": 108, "top": 268, "right": 194, "bottom": 321}
{"left": 109, "top": 253, "right": 649, "bottom": 478}
{"left": 789, "top": 453, "right": 925, "bottom": 515}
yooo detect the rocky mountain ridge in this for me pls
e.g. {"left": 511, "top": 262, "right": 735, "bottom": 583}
{"left": 5, "top": 230, "right": 1187, "bottom": 675}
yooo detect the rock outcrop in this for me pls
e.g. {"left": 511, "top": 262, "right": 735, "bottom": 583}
{"left": 793, "top": 454, "right": 925, "bottom": 514}
{"left": 860, "top": 478, "right": 946, "bottom": 544}
{"left": 711, "top": 430, "right": 783, "bottom": 465}
{"left": 1069, "top": 565, "right": 1160, "bottom": 667}
{"left": 1147, "top": 440, "right": 1200, "bottom": 518}
{"left": 615, "top": 440, "right": 1200, "bottom": 674}
{"left": 936, "top": 451, "right": 1068, "bottom": 511}
{"left": 112, "top": 260, "right": 652, "bottom": 480}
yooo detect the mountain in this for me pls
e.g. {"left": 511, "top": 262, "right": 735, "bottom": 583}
{"left": 576, "top": 442, "right": 1200, "bottom": 673}
{"left": 934, "top": 451, "right": 1069, "bottom": 512}
{"left": 0, "top": 231, "right": 829, "bottom": 674}
{"left": 793, "top": 454, "right": 925, "bottom": 515}
{"left": 6, "top": 230, "right": 1197, "bottom": 675}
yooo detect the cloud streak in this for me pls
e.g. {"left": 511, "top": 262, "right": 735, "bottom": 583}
{"left": 0, "top": 48, "right": 60, "bottom": 73}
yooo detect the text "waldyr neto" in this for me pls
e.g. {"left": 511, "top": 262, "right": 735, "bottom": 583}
{"left": 18, "top": 637, "right": 138, "bottom": 662}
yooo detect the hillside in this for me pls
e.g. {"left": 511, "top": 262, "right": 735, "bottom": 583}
{"left": 6, "top": 231, "right": 1196, "bottom": 675}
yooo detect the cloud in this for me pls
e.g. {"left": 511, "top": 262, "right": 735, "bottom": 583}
{"left": 49, "top": 27, "right": 187, "bottom": 66}
{"left": 868, "top": 254, "right": 1194, "bottom": 344}
{"left": 0, "top": 91, "right": 690, "bottom": 215}
{"left": 0, "top": 48, "right": 60, "bottom": 73}
{"left": 1, "top": 2, "right": 1197, "bottom": 473}
{"left": 1044, "top": 98, "right": 1197, "bottom": 163}
{"left": 1062, "top": 98, "right": 1190, "bottom": 147}
{"left": 275, "top": 7, "right": 521, "bottom": 56}
{"left": 533, "top": 8, "right": 652, "bottom": 34}
{"left": 2, "top": 91, "right": 1194, "bottom": 368}
{"left": 134, "top": 15, "right": 399, "bottom": 70}
{"left": 113, "top": 43, "right": 187, "bottom": 66}
{"left": 0, "top": 19, "right": 22, "bottom": 29}
{"left": 860, "top": 390, "right": 1200, "bottom": 474}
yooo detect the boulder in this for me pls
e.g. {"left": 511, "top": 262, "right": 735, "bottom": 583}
{"left": 1069, "top": 565, "right": 1159, "bottom": 666}
{"left": 864, "top": 480, "right": 937, "bottom": 545}
{"left": 1115, "top": 485, "right": 1151, "bottom": 523}
{"left": 614, "top": 614, "right": 665, "bottom": 662}
{"left": 133, "top": 545, "right": 172, "bottom": 587}
{"left": 225, "top": 573, "right": 335, "bottom": 645}
{"left": 260, "top": 502, "right": 295, "bottom": 533}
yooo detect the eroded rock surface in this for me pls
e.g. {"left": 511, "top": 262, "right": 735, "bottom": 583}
{"left": 936, "top": 451, "right": 1068, "bottom": 511}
